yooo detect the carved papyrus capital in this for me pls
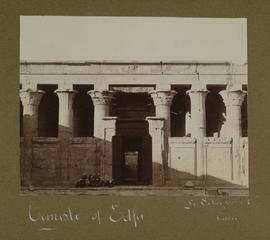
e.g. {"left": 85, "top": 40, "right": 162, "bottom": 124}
{"left": 149, "top": 90, "right": 176, "bottom": 107}
{"left": 88, "top": 90, "right": 114, "bottom": 106}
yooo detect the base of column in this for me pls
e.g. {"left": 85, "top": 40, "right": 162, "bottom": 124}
{"left": 152, "top": 163, "right": 164, "bottom": 186}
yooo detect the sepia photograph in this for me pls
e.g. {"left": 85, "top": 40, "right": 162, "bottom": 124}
{"left": 19, "top": 16, "right": 248, "bottom": 196}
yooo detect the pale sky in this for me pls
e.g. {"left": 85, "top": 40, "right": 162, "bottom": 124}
{"left": 20, "top": 16, "right": 247, "bottom": 64}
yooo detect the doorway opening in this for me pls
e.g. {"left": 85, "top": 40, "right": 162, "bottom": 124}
{"left": 111, "top": 91, "right": 153, "bottom": 185}
{"left": 113, "top": 121, "right": 152, "bottom": 185}
{"left": 122, "top": 136, "right": 141, "bottom": 184}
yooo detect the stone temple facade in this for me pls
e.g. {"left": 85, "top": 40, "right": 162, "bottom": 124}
{"left": 19, "top": 61, "right": 248, "bottom": 189}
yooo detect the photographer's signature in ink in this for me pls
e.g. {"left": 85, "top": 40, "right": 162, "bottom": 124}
{"left": 184, "top": 198, "right": 253, "bottom": 222}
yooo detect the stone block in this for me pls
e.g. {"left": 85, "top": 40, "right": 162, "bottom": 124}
{"left": 32, "top": 143, "right": 59, "bottom": 186}
{"left": 168, "top": 137, "right": 196, "bottom": 183}
{"left": 205, "top": 142, "right": 232, "bottom": 183}
{"left": 70, "top": 143, "right": 97, "bottom": 182}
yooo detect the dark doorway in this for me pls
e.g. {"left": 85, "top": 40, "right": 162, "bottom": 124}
{"left": 111, "top": 91, "right": 154, "bottom": 185}
{"left": 122, "top": 136, "right": 141, "bottom": 184}
{"left": 113, "top": 120, "right": 152, "bottom": 185}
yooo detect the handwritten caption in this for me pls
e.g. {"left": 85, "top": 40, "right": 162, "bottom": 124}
{"left": 183, "top": 198, "right": 253, "bottom": 222}
{"left": 28, "top": 202, "right": 144, "bottom": 230}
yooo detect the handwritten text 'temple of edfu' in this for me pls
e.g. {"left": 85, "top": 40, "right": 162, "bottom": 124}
{"left": 28, "top": 202, "right": 144, "bottom": 229}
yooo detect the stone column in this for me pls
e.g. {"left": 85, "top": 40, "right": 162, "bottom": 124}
{"left": 149, "top": 90, "right": 176, "bottom": 180}
{"left": 219, "top": 88, "right": 247, "bottom": 182}
{"left": 88, "top": 90, "right": 114, "bottom": 177}
{"left": 88, "top": 90, "right": 114, "bottom": 138}
{"left": 20, "top": 89, "right": 44, "bottom": 186}
{"left": 186, "top": 82, "right": 209, "bottom": 178}
{"left": 102, "top": 117, "right": 118, "bottom": 180}
{"left": 55, "top": 88, "right": 77, "bottom": 184}
{"left": 146, "top": 117, "right": 165, "bottom": 186}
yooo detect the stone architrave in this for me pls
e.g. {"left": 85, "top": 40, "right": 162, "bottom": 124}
{"left": 219, "top": 87, "right": 247, "bottom": 183}
{"left": 102, "top": 117, "right": 118, "bottom": 180}
{"left": 88, "top": 90, "right": 114, "bottom": 139}
{"left": 149, "top": 90, "right": 176, "bottom": 180}
{"left": 186, "top": 81, "right": 209, "bottom": 178}
{"left": 55, "top": 88, "right": 77, "bottom": 184}
{"left": 146, "top": 117, "right": 165, "bottom": 186}
{"left": 20, "top": 89, "right": 45, "bottom": 186}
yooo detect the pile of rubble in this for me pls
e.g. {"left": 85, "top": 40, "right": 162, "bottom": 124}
{"left": 75, "top": 173, "right": 115, "bottom": 188}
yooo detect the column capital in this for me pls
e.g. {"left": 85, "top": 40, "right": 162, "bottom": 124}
{"left": 149, "top": 90, "right": 176, "bottom": 106}
{"left": 55, "top": 89, "right": 77, "bottom": 114}
{"left": 88, "top": 90, "right": 114, "bottom": 105}
{"left": 186, "top": 81, "right": 209, "bottom": 96}
{"left": 219, "top": 89, "right": 247, "bottom": 107}
{"left": 54, "top": 89, "right": 77, "bottom": 137}
{"left": 20, "top": 89, "right": 45, "bottom": 107}
{"left": 55, "top": 89, "right": 77, "bottom": 103}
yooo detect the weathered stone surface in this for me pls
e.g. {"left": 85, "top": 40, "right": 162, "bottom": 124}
{"left": 32, "top": 141, "right": 59, "bottom": 186}
{"left": 19, "top": 61, "right": 248, "bottom": 191}
{"left": 20, "top": 89, "right": 45, "bottom": 186}
{"left": 239, "top": 137, "right": 249, "bottom": 187}
{"left": 70, "top": 143, "right": 98, "bottom": 182}
{"left": 219, "top": 86, "right": 247, "bottom": 184}
{"left": 168, "top": 137, "right": 196, "bottom": 183}
{"left": 20, "top": 61, "right": 247, "bottom": 75}
{"left": 186, "top": 82, "right": 209, "bottom": 177}
{"left": 102, "top": 117, "right": 117, "bottom": 179}
{"left": 205, "top": 144, "right": 232, "bottom": 183}
{"left": 146, "top": 117, "right": 165, "bottom": 186}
